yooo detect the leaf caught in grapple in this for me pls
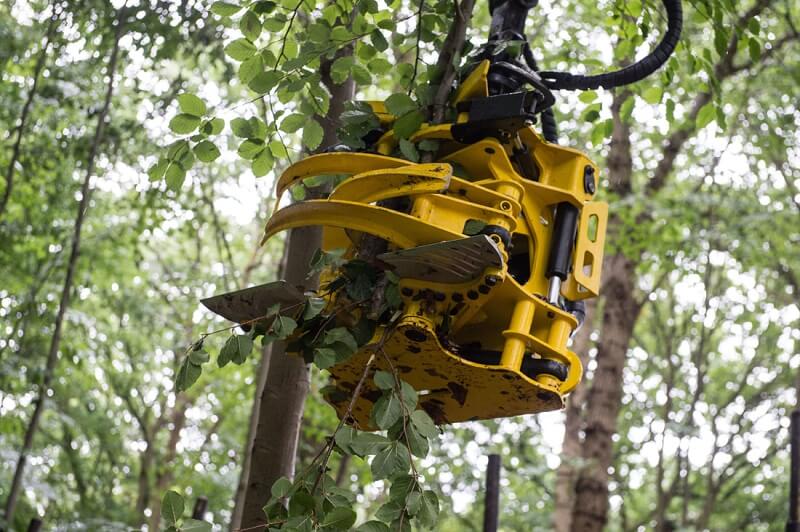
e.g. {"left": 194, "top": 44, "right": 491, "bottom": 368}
{"left": 323, "top": 327, "right": 358, "bottom": 353}
{"left": 272, "top": 315, "right": 298, "bottom": 339}
{"left": 303, "top": 296, "right": 326, "bottom": 320}
{"left": 161, "top": 490, "right": 184, "bottom": 525}
{"left": 343, "top": 260, "right": 378, "bottom": 300}
{"left": 371, "top": 441, "right": 411, "bottom": 479}
{"left": 351, "top": 316, "right": 377, "bottom": 346}
{"left": 218, "top": 333, "right": 253, "bottom": 367}
{"left": 410, "top": 409, "right": 438, "bottom": 438}
{"left": 417, "top": 490, "right": 440, "bottom": 528}
{"left": 271, "top": 476, "right": 292, "bottom": 498}
{"left": 392, "top": 110, "right": 425, "bottom": 139}
{"left": 320, "top": 506, "right": 357, "bottom": 529}
{"left": 313, "top": 347, "right": 338, "bottom": 369}
{"left": 371, "top": 392, "right": 402, "bottom": 430}
{"left": 374, "top": 500, "right": 404, "bottom": 522}
{"left": 175, "top": 357, "right": 202, "bottom": 391}
{"left": 349, "top": 431, "right": 390, "bottom": 457}
{"left": 384, "top": 93, "right": 417, "bottom": 117}
{"left": 398, "top": 380, "right": 418, "bottom": 410}
{"left": 404, "top": 422, "right": 429, "bottom": 457}
{"left": 355, "top": 520, "right": 391, "bottom": 532}
{"left": 374, "top": 370, "right": 395, "bottom": 390}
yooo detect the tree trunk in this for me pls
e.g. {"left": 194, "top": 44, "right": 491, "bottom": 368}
{"left": 238, "top": 52, "right": 355, "bottom": 530}
{"left": 229, "top": 324, "right": 275, "bottom": 530}
{"left": 0, "top": 8, "right": 60, "bottom": 220}
{"left": 2, "top": 14, "right": 124, "bottom": 525}
{"left": 553, "top": 300, "right": 596, "bottom": 532}
{"left": 570, "top": 90, "right": 640, "bottom": 531}
{"left": 571, "top": 253, "right": 640, "bottom": 531}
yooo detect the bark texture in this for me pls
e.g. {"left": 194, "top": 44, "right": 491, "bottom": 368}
{"left": 3, "top": 13, "right": 124, "bottom": 525}
{"left": 553, "top": 300, "right": 596, "bottom": 532}
{"left": 238, "top": 51, "right": 355, "bottom": 530}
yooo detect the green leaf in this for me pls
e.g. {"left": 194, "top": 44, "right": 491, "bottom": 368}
{"left": 417, "top": 490, "right": 439, "bottom": 528}
{"left": 175, "top": 357, "right": 201, "bottom": 391}
{"left": 148, "top": 158, "right": 168, "bottom": 181}
{"left": 371, "top": 392, "right": 402, "bottom": 430}
{"left": 350, "top": 432, "right": 391, "bottom": 457}
{"left": 302, "top": 121, "right": 325, "bottom": 151}
{"left": 370, "top": 29, "right": 388, "bottom": 51}
{"left": 355, "top": 521, "right": 390, "bottom": 532}
{"left": 371, "top": 441, "right": 410, "bottom": 479}
{"left": 161, "top": 490, "right": 184, "bottom": 524}
{"left": 410, "top": 409, "right": 438, "bottom": 438}
{"left": 398, "top": 139, "right": 419, "bottom": 162}
{"left": 238, "top": 140, "right": 265, "bottom": 160}
{"left": 177, "top": 93, "right": 206, "bottom": 117}
{"left": 239, "top": 10, "right": 262, "bottom": 41}
{"left": 620, "top": 96, "right": 635, "bottom": 122}
{"left": 323, "top": 328, "right": 358, "bottom": 353}
{"left": 398, "top": 380, "right": 417, "bottom": 410}
{"left": 351, "top": 63, "right": 371, "bottom": 85}
{"left": 193, "top": 140, "right": 220, "bottom": 162}
{"left": 375, "top": 500, "right": 404, "bottom": 522}
{"left": 375, "top": 501, "right": 403, "bottom": 522}
{"left": 314, "top": 347, "right": 338, "bottom": 369}
{"left": 748, "top": 37, "right": 761, "bottom": 62}
{"left": 271, "top": 476, "right": 292, "bottom": 498}
{"left": 201, "top": 117, "right": 225, "bottom": 135}
{"left": 330, "top": 56, "right": 354, "bottom": 85}
{"left": 252, "top": 148, "right": 274, "bottom": 177}
{"left": 385, "top": 93, "right": 417, "bottom": 116}
{"left": 280, "top": 113, "right": 307, "bottom": 133}
{"left": 188, "top": 348, "right": 209, "bottom": 365}
{"left": 307, "top": 22, "right": 330, "bottom": 43}
{"left": 320, "top": 507, "right": 356, "bottom": 529}
{"left": 405, "top": 423, "right": 429, "bottom": 457}
{"left": 374, "top": 370, "right": 395, "bottom": 390}
{"left": 269, "top": 140, "right": 289, "bottom": 158}
{"left": 164, "top": 163, "right": 186, "bottom": 191}
{"left": 225, "top": 38, "right": 257, "bottom": 61}
{"left": 218, "top": 334, "right": 253, "bottom": 366}
{"left": 211, "top": 1, "right": 242, "bottom": 16}
{"left": 578, "top": 90, "right": 597, "bottom": 103}
{"left": 272, "top": 315, "right": 297, "bottom": 338}
{"left": 303, "top": 297, "right": 326, "bottom": 320}
{"left": 169, "top": 114, "right": 201, "bottom": 134}
{"left": 238, "top": 54, "right": 264, "bottom": 84}
{"left": 696, "top": 103, "right": 715, "bottom": 128}
{"left": 642, "top": 86, "right": 663, "bottom": 104}
{"left": 406, "top": 491, "right": 422, "bottom": 516}
{"left": 249, "top": 71, "right": 282, "bottom": 93}
{"left": 393, "top": 110, "right": 424, "bottom": 139}
{"left": 181, "top": 519, "right": 212, "bottom": 532}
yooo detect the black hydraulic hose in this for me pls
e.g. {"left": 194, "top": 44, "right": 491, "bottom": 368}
{"left": 522, "top": 44, "right": 559, "bottom": 143}
{"left": 539, "top": 0, "right": 682, "bottom": 91}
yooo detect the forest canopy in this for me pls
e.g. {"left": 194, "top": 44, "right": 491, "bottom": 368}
{"left": 1, "top": 0, "right": 798, "bottom": 531}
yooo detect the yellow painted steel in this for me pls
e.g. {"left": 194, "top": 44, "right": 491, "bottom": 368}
{"left": 259, "top": 61, "right": 607, "bottom": 427}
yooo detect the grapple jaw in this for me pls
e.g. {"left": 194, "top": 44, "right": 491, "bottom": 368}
{"left": 203, "top": 63, "right": 608, "bottom": 427}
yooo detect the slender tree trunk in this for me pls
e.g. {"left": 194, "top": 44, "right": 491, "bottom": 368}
{"left": 0, "top": 8, "right": 60, "bottom": 220}
{"left": 238, "top": 52, "right": 355, "bottom": 530}
{"left": 570, "top": 90, "right": 641, "bottom": 531}
{"left": 2, "top": 15, "right": 124, "bottom": 525}
{"left": 553, "top": 300, "right": 596, "bottom": 532}
{"left": 229, "top": 328, "right": 275, "bottom": 530}
{"left": 147, "top": 406, "right": 188, "bottom": 531}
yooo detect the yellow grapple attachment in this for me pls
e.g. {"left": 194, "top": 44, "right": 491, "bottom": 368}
{"left": 206, "top": 62, "right": 608, "bottom": 427}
